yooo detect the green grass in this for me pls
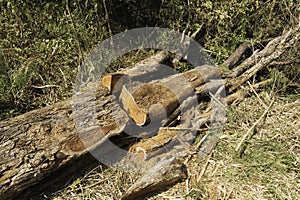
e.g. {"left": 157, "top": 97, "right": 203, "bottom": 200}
{"left": 1, "top": 0, "right": 298, "bottom": 120}
{"left": 1, "top": 1, "right": 299, "bottom": 199}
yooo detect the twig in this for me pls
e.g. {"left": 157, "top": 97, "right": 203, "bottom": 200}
{"left": 235, "top": 99, "right": 274, "bottom": 152}
{"left": 270, "top": 58, "right": 300, "bottom": 66}
{"left": 102, "top": 0, "right": 112, "bottom": 37}
{"left": 160, "top": 127, "right": 212, "bottom": 132}
{"left": 247, "top": 81, "right": 268, "bottom": 109}
{"left": 59, "top": 67, "right": 68, "bottom": 88}
{"left": 32, "top": 85, "right": 60, "bottom": 89}
{"left": 229, "top": 24, "right": 300, "bottom": 92}
{"left": 196, "top": 151, "right": 213, "bottom": 182}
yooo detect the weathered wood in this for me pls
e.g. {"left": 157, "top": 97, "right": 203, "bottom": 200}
{"left": 101, "top": 51, "right": 172, "bottom": 94}
{"left": 114, "top": 25, "right": 300, "bottom": 199}
{"left": 0, "top": 62, "right": 220, "bottom": 199}
{"left": 223, "top": 42, "right": 252, "bottom": 68}
{"left": 0, "top": 100, "right": 78, "bottom": 199}
{"left": 120, "top": 65, "right": 221, "bottom": 126}
{"left": 119, "top": 76, "right": 276, "bottom": 199}
{"left": 0, "top": 51, "right": 172, "bottom": 200}
{"left": 101, "top": 73, "right": 130, "bottom": 93}
{"left": 228, "top": 24, "right": 300, "bottom": 86}
{"left": 121, "top": 157, "right": 187, "bottom": 200}
{"left": 1, "top": 24, "right": 299, "bottom": 200}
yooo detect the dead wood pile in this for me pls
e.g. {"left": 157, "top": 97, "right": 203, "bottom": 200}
{"left": 0, "top": 24, "right": 299, "bottom": 200}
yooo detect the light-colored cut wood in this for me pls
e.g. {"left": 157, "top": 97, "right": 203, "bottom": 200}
{"left": 101, "top": 73, "right": 130, "bottom": 93}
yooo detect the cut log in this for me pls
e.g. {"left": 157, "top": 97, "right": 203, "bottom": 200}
{"left": 0, "top": 51, "right": 172, "bottom": 200}
{"left": 116, "top": 25, "right": 300, "bottom": 199}
{"left": 101, "top": 50, "right": 172, "bottom": 94}
{"left": 0, "top": 63, "right": 220, "bottom": 199}
{"left": 119, "top": 65, "right": 221, "bottom": 126}
{"left": 0, "top": 24, "right": 299, "bottom": 200}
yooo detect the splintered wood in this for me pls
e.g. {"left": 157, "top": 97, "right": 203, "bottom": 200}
{"left": 109, "top": 65, "right": 224, "bottom": 199}
{"left": 0, "top": 51, "right": 172, "bottom": 200}
{"left": 119, "top": 65, "right": 219, "bottom": 126}
{"left": 121, "top": 158, "right": 187, "bottom": 200}
{"left": 119, "top": 85, "right": 148, "bottom": 125}
{"left": 101, "top": 73, "right": 130, "bottom": 93}
{"left": 129, "top": 128, "right": 178, "bottom": 157}
{"left": 1, "top": 24, "right": 298, "bottom": 200}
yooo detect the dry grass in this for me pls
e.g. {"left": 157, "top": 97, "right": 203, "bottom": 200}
{"left": 179, "top": 93, "right": 300, "bottom": 200}
{"left": 49, "top": 166, "right": 140, "bottom": 200}
{"left": 50, "top": 91, "right": 299, "bottom": 199}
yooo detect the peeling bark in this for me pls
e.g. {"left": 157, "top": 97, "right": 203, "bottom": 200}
{"left": 0, "top": 24, "right": 299, "bottom": 200}
{"left": 0, "top": 51, "right": 171, "bottom": 200}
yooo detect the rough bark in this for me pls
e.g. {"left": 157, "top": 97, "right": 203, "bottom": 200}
{"left": 0, "top": 51, "right": 171, "bottom": 200}
{"left": 121, "top": 157, "right": 187, "bottom": 200}
{"left": 120, "top": 24, "right": 300, "bottom": 199}
{"left": 223, "top": 41, "right": 252, "bottom": 68}
{"left": 0, "top": 24, "right": 299, "bottom": 200}
{"left": 120, "top": 65, "right": 221, "bottom": 126}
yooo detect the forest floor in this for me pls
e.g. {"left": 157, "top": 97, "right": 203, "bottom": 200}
{"left": 50, "top": 90, "right": 300, "bottom": 200}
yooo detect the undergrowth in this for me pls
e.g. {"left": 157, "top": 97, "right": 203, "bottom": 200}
{"left": 1, "top": 0, "right": 299, "bottom": 120}
{"left": 49, "top": 92, "right": 300, "bottom": 199}
{"left": 1, "top": 1, "right": 299, "bottom": 199}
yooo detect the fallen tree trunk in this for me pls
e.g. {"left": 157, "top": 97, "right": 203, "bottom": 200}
{"left": 119, "top": 65, "right": 220, "bottom": 126}
{"left": 0, "top": 24, "right": 299, "bottom": 200}
{"left": 0, "top": 51, "right": 172, "bottom": 200}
